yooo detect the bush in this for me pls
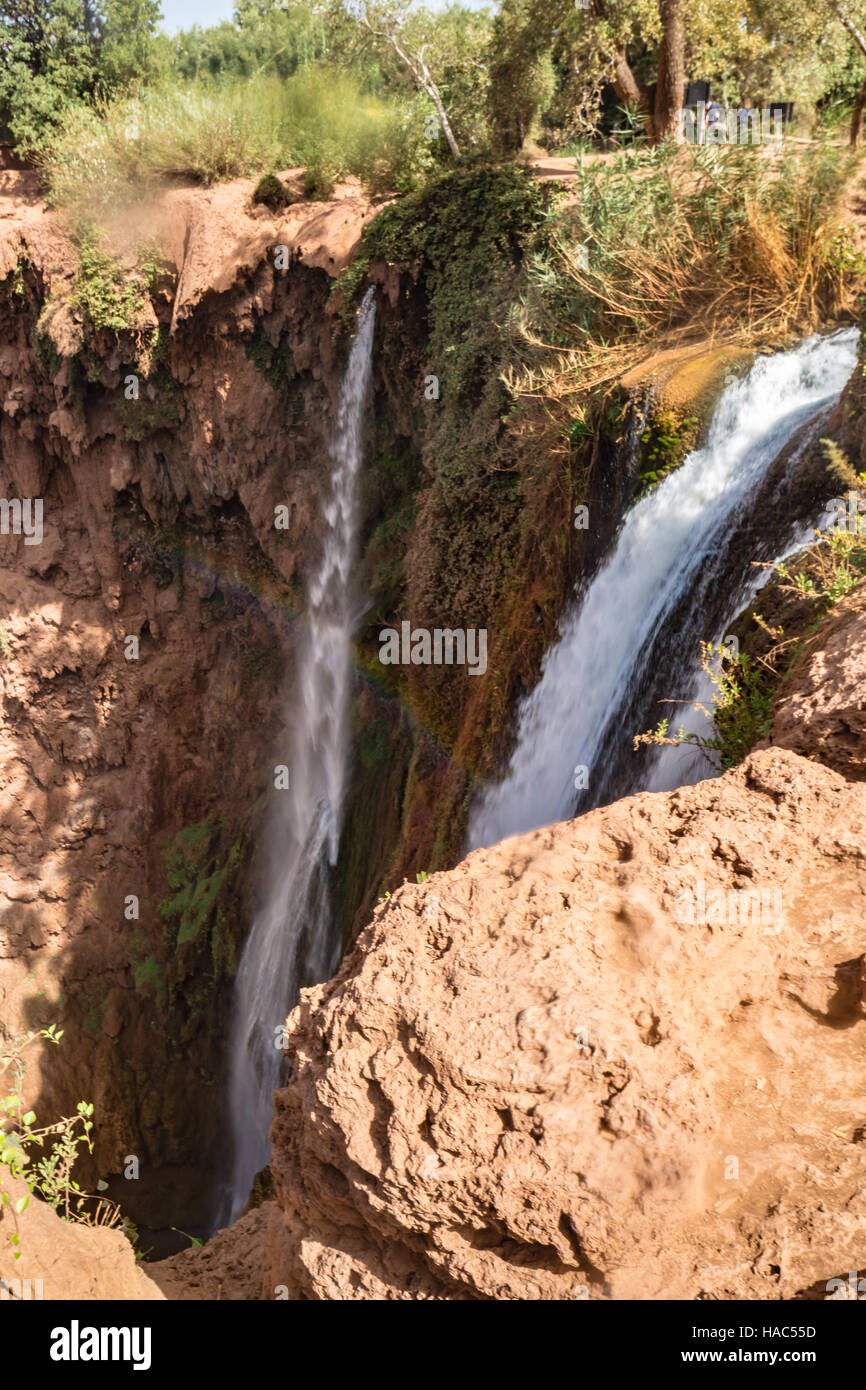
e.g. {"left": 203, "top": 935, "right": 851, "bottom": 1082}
{"left": 253, "top": 171, "right": 293, "bottom": 209}
{"left": 0, "top": 1025, "right": 123, "bottom": 1239}
{"left": 509, "top": 142, "right": 862, "bottom": 444}
{"left": 39, "top": 65, "right": 435, "bottom": 215}
{"left": 68, "top": 225, "right": 150, "bottom": 333}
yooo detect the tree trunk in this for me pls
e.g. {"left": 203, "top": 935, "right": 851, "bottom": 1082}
{"left": 419, "top": 70, "right": 461, "bottom": 159}
{"left": 611, "top": 47, "right": 654, "bottom": 139}
{"left": 359, "top": 15, "right": 461, "bottom": 160}
{"left": 834, "top": 6, "right": 866, "bottom": 146}
{"left": 612, "top": 48, "right": 645, "bottom": 109}
{"left": 852, "top": 73, "right": 866, "bottom": 146}
{"left": 653, "top": 0, "right": 685, "bottom": 143}
{"left": 387, "top": 33, "right": 461, "bottom": 159}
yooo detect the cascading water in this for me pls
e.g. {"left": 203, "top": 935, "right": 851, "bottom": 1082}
{"left": 469, "top": 328, "right": 858, "bottom": 850}
{"left": 221, "top": 288, "right": 376, "bottom": 1223}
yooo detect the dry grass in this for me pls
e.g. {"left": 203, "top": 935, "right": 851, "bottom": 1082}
{"left": 505, "top": 142, "right": 864, "bottom": 451}
{"left": 38, "top": 67, "right": 432, "bottom": 219}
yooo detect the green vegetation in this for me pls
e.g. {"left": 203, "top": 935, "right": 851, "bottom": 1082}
{"left": 252, "top": 170, "right": 294, "bottom": 210}
{"left": 1, "top": 1026, "right": 123, "bottom": 1250}
{"left": 42, "top": 66, "right": 434, "bottom": 215}
{"left": 638, "top": 410, "right": 699, "bottom": 494}
{"left": 158, "top": 819, "right": 242, "bottom": 974}
{"left": 159, "top": 821, "right": 240, "bottom": 959}
{"left": 513, "top": 143, "right": 860, "bottom": 449}
{"left": 636, "top": 456, "right": 866, "bottom": 770}
{"left": 132, "top": 953, "right": 166, "bottom": 1005}
{"left": 126, "top": 820, "right": 245, "bottom": 1046}
{"left": 127, "top": 820, "right": 244, "bottom": 1045}
{"left": 6, "top": 0, "right": 866, "bottom": 221}
{"left": 637, "top": 640, "right": 778, "bottom": 771}
{"left": 343, "top": 165, "right": 554, "bottom": 744}
{"left": 117, "top": 362, "right": 182, "bottom": 439}
{"left": 0, "top": 0, "right": 163, "bottom": 155}
{"left": 244, "top": 325, "right": 292, "bottom": 389}
{"left": 68, "top": 226, "right": 150, "bottom": 334}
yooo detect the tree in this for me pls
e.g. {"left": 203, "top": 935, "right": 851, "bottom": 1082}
{"left": 654, "top": 0, "right": 684, "bottom": 139}
{"left": 171, "top": 2, "right": 329, "bottom": 82}
{"left": 486, "top": 0, "right": 558, "bottom": 153}
{"left": 338, "top": 0, "right": 463, "bottom": 157}
{"left": 0, "top": 0, "right": 101, "bottom": 146}
{"left": 832, "top": 2, "right": 866, "bottom": 143}
{"left": 97, "top": 0, "right": 162, "bottom": 93}
{"left": 0, "top": 0, "right": 163, "bottom": 149}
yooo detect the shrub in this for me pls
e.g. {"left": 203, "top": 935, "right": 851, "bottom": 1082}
{"left": 68, "top": 225, "right": 150, "bottom": 334}
{"left": 0, "top": 1025, "right": 123, "bottom": 1244}
{"left": 510, "top": 142, "right": 862, "bottom": 445}
{"left": 253, "top": 171, "right": 293, "bottom": 210}
{"left": 39, "top": 66, "right": 435, "bottom": 216}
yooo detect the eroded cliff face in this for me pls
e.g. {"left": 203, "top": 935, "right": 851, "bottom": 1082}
{"left": 11, "top": 589, "right": 866, "bottom": 1300}
{"left": 0, "top": 170, "right": 381, "bottom": 1239}
{"left": 2, "top": 154, "right": 862, "bottom": 1283}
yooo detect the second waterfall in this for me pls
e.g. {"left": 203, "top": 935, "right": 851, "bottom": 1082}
{"left": 222, "top": 288, "right": 376, "bottom": 1223}
{"left": 469, "top": 329, "right": 858, "bottom": 851}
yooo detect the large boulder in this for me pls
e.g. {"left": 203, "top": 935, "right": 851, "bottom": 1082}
{"left": 266, "top": 748, "right": 866, "bottom": 1300}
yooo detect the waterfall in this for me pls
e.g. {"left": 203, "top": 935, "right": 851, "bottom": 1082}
{"left": 221, "top": 288, "right": 376, "bottom": 1223}
{"left": 469, "top": 328, "right": 858, "bottom": 850}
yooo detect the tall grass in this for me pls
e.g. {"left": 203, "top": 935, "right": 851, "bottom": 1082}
{"left": 40, "top": 66, "right": 434, "bottom": 217}
{"left": 508, "top": 142, "right": 862, "bottom": 440}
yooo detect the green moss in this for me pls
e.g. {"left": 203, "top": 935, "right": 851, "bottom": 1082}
{"left": 133, "top": 955, "right": 166, "bottom": 1006}
{"left": 637, "top": 409, "right": 699, "bottom": 496}
{"left": 340, "top": 166, "right": 557, "bottom": 746}
{"left": 30, "top": 324, "right": 61, "bottom": 380}
{"left": 70, "top": 226, "right": 150, "bottom": 336}
{"left": 9, "top": 253, "right": 25, "bottom": 300}
{"left": 358, "top": 712, "right": 390, "bottom": 771}
{"left": 117, "top": 365, "right": 183, "bottom": 440}
{"left": 158, "top": 820, "right": 242, "bottom": 968}
{"left": 363, "top": 494, "right": 416, "bottom": 614}
{"left": 244, "top": 325, "right": 292, "bottom": 390}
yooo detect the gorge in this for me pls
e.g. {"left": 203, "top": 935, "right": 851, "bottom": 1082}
{"left": 0, "top": 144, "right": 865, "bottom": 1306}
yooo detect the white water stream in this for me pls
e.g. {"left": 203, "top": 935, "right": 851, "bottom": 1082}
{"left": 469, "top": 329, "right": 858, "bottom": 849}
{"left": 222, "top": 288, "right": 376, "bottom": 1222}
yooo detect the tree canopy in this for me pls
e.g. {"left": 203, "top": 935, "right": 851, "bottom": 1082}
{"left": 3, "top": 0, "right": 866, "bottom": 158}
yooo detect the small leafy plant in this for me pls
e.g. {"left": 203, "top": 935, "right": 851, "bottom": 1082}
{"left": 634, "top": 639, "right": 775, "bottom": 771}
{"left": 634, "top": 505, "right": 866, "bottom": 770}
{"left": 0, "top": 1025, "right": 123, "bottom": 1259}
